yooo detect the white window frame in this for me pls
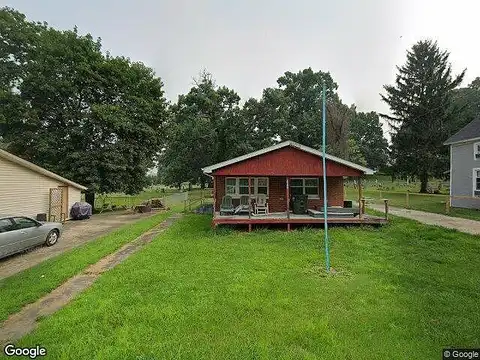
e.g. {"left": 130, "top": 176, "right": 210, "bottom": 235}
{"left": 474, "top": 142, "right": 480, "bottom": 160}
{"left": 225, "top": 177, "right": 269, "bottom": 198}
{"left": 473, "top": 168, "right": 480, "bottom": 197}
{"left": 290, "top": 178, "right": 320, "bottom": 199}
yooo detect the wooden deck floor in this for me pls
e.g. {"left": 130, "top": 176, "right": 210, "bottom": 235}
{"left": 213, "top": 211, "right": 387, "bottom": 229}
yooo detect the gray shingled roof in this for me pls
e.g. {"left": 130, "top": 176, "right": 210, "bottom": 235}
{"left": 444, "top": 117, "right": 480, "bottom": 145}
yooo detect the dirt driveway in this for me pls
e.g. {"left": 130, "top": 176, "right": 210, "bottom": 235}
{"left": 0, "top": 210, "right": 159, "bottom": 280}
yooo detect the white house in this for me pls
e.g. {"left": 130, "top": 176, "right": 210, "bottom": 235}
{"left": 0, "top": 149, "right": 88, "bottom": 220}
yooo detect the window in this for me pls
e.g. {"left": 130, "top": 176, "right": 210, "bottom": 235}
{"left": 290, "top": 178, "right": 319, "bottom": 198}
{"left": 226, "top": 178, "right": 236, "bottom": 195}
{"left": 225, "top": 178, "right": 268, "bottom": 197}
{"left": 257, "top": 178, "right": 268, "bottom": 194}
{"left": 290, "top": 179, "right": 304, "bottom": 195}
{"left": 475, "top": 142, "right": 480, "bottom": 160}
{"left": 239, "top": 178, "right": 251, "bottom": 195}
{"left": 0, "top": 218, "right": 14, "bottom": 233}
{"left": 12, "top": 217, "right": 37, "bottom": 230}
{"left": 474, "top": 168, "right": 480, "bottom": 197}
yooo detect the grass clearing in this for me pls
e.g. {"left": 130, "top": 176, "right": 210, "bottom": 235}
{"left": 16, "top": 215, "right": 480, "bottom": 359}
{"left": 0, "top": 211, "right": 172, "bottom": 322}
{"left": 92, "top": 189, "right": 210, "bottom": 212}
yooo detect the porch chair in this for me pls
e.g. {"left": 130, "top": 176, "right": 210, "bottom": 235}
{"left": 220, "top": 195, "right": 235, "bottom": 215}
{"left": 254, "top": 194, "right": 269, "bottom": 215}
{"left": 234, "top": 195, "right": 251, "bottom": 214}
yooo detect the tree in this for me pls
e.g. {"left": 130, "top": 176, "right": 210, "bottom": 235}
{"left": 346, "top": 138, "right": 367, "bottom": 166}
{"left": 160, "top": 72, "right": 251, "bottom": 188}
{"left": 381, "top": 40, "right": 465, "bottom": 192}
{"left": 0, "top": 8, "right": 168, "bottom": 194}
{"left": 249, "top": 68, "right": 345, "bottom": 152}
{"left": 349, "top": 111, "right": 389, "bottom": 170}
{"left": 450, "top": 77, "right": 480, "bottom": 131}
{"left": 326, "top": 99, "right": 354, "bottom": 158}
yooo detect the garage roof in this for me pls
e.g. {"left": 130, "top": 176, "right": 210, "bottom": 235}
{"left": 0, "top": 149, "right": 88, "bottom": 190}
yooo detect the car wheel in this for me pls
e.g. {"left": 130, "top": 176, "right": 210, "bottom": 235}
{"left": 45, "top": 230, "right": 59, "bottom": 246}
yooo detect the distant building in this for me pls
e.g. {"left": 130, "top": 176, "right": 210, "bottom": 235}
{"left": 444, "top": 117, "right": 480, "bottom": 209}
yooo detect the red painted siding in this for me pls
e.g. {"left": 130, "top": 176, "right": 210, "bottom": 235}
{"left": 213, "top": 147, "right": 363, "bottom": 177}
{"left": 214, "top": 176, "right": 344, "bottom": 212}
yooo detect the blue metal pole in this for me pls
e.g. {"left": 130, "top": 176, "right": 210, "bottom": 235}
{"left": 322, "top": 80, "right": 330, "bottom": 272}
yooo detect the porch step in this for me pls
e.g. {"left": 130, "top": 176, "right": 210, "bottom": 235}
{"left": 307, "top": 209, "right": 357, "bottom": 218}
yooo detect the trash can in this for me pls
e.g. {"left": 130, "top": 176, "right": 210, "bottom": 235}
{"left": 292, "top": 194, "right": 308, "bottom": 214}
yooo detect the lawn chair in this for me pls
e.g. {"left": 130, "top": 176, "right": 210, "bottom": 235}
{"left": 234, "top": 195, "right": 251, "bottom": 214}
{"left": 254, "top": 194, "right": 269, "bottom": 215}
{"left": 220, "top": 195, "right": 235, "bottom": 215}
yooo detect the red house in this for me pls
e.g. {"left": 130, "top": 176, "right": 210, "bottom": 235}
{"left": 202, "top": 141, "right": 387, "bottom": 230}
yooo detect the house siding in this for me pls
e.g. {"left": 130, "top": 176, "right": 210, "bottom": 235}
{"left": 213, "top": 147, "right": 364, "bottom": 177}
{"left": 214, "top": 175, "right": 344, "bottom": 212}
{"left": 0, "top": 156, "right": 80, "bottom": 219}
{"left": 450, "top": 142, "right": 480, "bottom": 209}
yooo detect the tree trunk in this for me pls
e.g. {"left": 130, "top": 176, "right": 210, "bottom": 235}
{"left": 419, "top": 173, "right": 428, "bottom": 193}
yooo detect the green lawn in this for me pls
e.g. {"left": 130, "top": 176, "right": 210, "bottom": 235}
{"left": 345, "top": 188, "right": 480, "bottom": 221}
{"left": 14, "top": 215, "right": 480, "bottom": 359}
{"left": 0, "top": 211, "right": 172, "bottom": 322}
{"left": 92, "top": 188, "right": 211, "bottom": 212}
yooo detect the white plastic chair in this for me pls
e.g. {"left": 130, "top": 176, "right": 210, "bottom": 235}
{"left": 254, "top": 194, "right": 269, "bottom": 215}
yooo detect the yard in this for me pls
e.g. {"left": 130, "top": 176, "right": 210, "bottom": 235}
{"left": 91, "top": 188, "right": 210, "bottom": 213}
{"left": 13, "top": 215, "right": 480, "bottom": 359}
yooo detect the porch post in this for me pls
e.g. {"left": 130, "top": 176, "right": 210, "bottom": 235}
{"left": 213, "top": 176, "right": 216, "bottom": 216}
{"left": 248, "top": 176, "right": 252, "bottom": 220}
{"left": 211, "top": 176, "right": 217, "bottom": 229}
{"left": 358, "top": 176, "right": 363, "bottom": 219}
{"left": 286, "top": 177, "right": 290, "bottom": 220}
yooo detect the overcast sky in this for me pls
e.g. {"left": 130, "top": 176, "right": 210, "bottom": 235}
{"left": 5, "top": 0, "right": 480, "bottom": 127}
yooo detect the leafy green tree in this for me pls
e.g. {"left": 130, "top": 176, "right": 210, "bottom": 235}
{"left": 244, "top": 68, "right": 351, "bottom": 157}
{"left": 160, "top": 72, "right": 251, "bottom": 188}
{"left": 381, "top": 40, "right": 464, "bottom": 193}
{"left": 450, "top": 77, "right": 480, "bottom": 131}
{"left": 349, "top": 111, "right": 389, "bottom": 170}
{"left": 0, "top": 8, "right": 167, "bottom": 194}
{"left": 346, "top": 138, "right": 367, "bottom": 166}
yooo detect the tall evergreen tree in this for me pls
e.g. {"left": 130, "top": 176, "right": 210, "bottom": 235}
{"left": 381, "top": 40, "right": 465, "bottom": 192}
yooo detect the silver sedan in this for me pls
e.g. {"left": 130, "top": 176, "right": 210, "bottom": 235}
{"left": 0, "top": 215, "right": 63, "bottom": 259}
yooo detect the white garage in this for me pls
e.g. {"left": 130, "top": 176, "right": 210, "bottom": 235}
{"left": 0, "top": 149, "right": 87, "bottom": 221}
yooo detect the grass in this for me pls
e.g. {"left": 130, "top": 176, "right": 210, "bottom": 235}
{"left": 92, "top": 188, "right": 211, "bottom": 212}
{"left": 14, "top": 215, "right": 480, "bottom": 359}
{"left": 0, "top": 211, "right": 172, "bottom": 323}
{"left": 345, "top": 188, "right": 480, "bottom": 221}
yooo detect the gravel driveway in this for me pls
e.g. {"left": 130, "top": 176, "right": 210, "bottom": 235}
{"left": 0, "top": 210, "right": 159, "bottom": 280}
{"left": 368, "top": 204, "right": 480, "bottom": 235}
